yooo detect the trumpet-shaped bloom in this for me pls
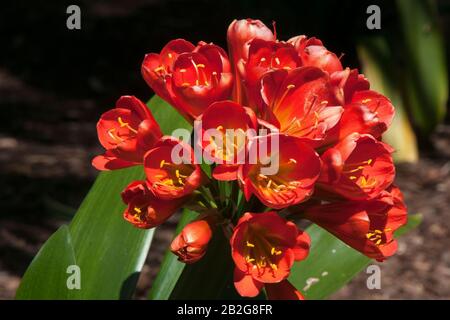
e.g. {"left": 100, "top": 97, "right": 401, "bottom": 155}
{"left": 318, "top": 133, "right": 395, "bottom": 200}
{"left": 238, "top": 134, "right": 321, "bottom": 209}
{"left": 324, "top": 90, "right": 395, "bottom": 145}
{"left": 227, "top": 19, "right": 275, "bottom": 103}
{"left": 330, "top": 68, "right": 370, "bottom": 105}
{"left": 141, "top": 39, "right": 195, "bottom": 105}
{"left": 288, "top": 36, "right": 343, "bottom": 74}
{"left": 198, "top": 100, "right": 257, "bottom": 180}
{"left": 231, "top": 212, "right": 310, "bottom": 298}
{"left": 142, "top": 40, "right": 233, "bottom": 119}
{"left": 170, "top": 216, "right": 215, "bottom": 263}
{"left": 243, "top": 39, "right": 302, "bottom": 106}
{"left": 259, "top": 67, "right": 343, "bottom": 142}
{"left": 121, "top": 180, "right": 187, "bottom": 229}
{"left": 304, "top": 185, "right": 407, "bottom": 261}
{"left": 93, "top": 95, "right": 162, "bottom": 170}
{"left": 144, "top": 137, "right": 203, "bottom": 200}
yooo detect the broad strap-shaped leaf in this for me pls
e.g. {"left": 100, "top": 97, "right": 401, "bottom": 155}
{"left": 396, "top": 0, "right": 448, "bottom": 135}
{"left": 15, "top": 226, "right": 77, "bottom": 299}
{"left": 16, "top": 96, "right": 191, "bottom": 299}
{"left": 288, "top": 214, "right": 422, "bottom": 299}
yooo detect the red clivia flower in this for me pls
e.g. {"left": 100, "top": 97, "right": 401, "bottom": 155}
{"left": 144, "top": 137, "right": 204, "bottom": 200}
{"left": 238, "top": 134, "right": 321, "bottom": 209}
{"left": 197, "top": 100, "right": 257, "bottom": 181}
{"left": 242, "top": 39, "right": 302, "bottom": 107}
{"left": 141, "top": 39, "right": 195, "bottom": 105}
{"left": 227, "top": 19, "right": 275, "bottom": 68}
{"left": 170, "top": 215, "right": 215, "bottom": 264}
{"left": 325, "top": 90, "right": 395, "bottom": 145}
{"left": 330, "top": 68, "right": 370, "bottom": 105}
{"left": 227, "top": 19, "right": 275, "bottom": 103}
{"left": 121, "top": 180, "right": 187, "bottom": 229}
{"left": 231, "top": 212, "right": 310, "bottom": 298}
{"left": 318, "top": 133, "right": 395, "bottom": 200}
{"left": 258, "top": 67, "right": 343, "bottom": 142}
{"left": 303, "top": 185, "right": 407, "bottom": 261}
{"left": 142, "top": 40, "right": 233, "bottom": 120}
{"left": 93, "top": 96, "right": 163, "bottom": 171}
{"left": 288, "top": 36, "right": 343, "bottom": 74}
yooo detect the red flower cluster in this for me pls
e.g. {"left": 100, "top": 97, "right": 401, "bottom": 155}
{"left": 92, "top": 18, "right": 407, "bottom": 300}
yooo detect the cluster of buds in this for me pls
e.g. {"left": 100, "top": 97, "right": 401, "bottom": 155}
{"left": 93, "top": 18, "right": 407, "bottom": 300}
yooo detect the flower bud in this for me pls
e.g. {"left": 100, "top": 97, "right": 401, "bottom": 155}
{"left": 170, "top": 218, "right": 214, "bottom": 263}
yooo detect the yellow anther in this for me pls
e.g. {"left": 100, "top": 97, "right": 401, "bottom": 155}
{"left": 349, "top": 176, "right": 357, "bottom": 180}
{"left": 196, "top": 64, "right": 206, "bottom": 68}
{"left": 164, "top": 179, "right": 174, "bottom": 186}
{"left": 118, "top": 116, "right": 127, "bottom": 127}
{"left": 267, "top": 179, "right": 273, "bottom": 189}
{"left": 260, "top": 57, "right": 267, "bottom": 62}
{"left": 107, "top": 128, "right": 121, "bottom": 141}
{"left": 154, "top": 66, "right": 165, "bottom": 73}
{"left": 270, "top": 263, "right": 278, "bottom": 271}
{"left": 359, "top": 176, "right": 377, "bottom": 188}
{"left": 179, "top": 68, "right": 187, "bottom": 73}
{"left": 134, "top": 207, "right": 141, "bottom": 214}
{"left": 274, "top": 57, "right": 281, "bottom": 65}
{"left": 367, "top": 159, "right": 373, "bottom": 165}
{"left": 168, "top": 53, "right": 173, "bottom": 59}
{"left": 362, "top": 98, "right": 372, "bottom": 104}
{"left": 246, "top": 256, "right": 255, "bottom": 263}
{"left": 271, "top": 247, "right": 282, "bottom": 255}
{"left": 287, "top": 84, "right": 296, "bottom": 89}
{"left": 160, "top": 160, "right": 166, "bottom": 168}
{"left": 246, "top": 241, "right": 255, "bottom": 248}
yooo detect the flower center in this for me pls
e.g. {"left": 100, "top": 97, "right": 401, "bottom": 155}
{"left": 208, "top": 126, "right": 247, "bottom": 163}
{"left": 343, "top": 159, "right": 378, "bottom": 189}
{"left": 151, "top": 159, "right": 194, "bottom": 190}
{"left": 366, "top": 228, "right": 391, "bottom": 246}
{"left": 243, "top": 233, "right": 283, "bottom": 275}
{"left": 107, "top": 116, "right": 138, "bottom": 143}
{"left": 253, "top": 159, "right": 300, "bottom": 202}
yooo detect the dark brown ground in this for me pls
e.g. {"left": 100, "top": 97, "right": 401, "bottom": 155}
{"left": 1, "top": 0, "right": 449, "bottom": 300}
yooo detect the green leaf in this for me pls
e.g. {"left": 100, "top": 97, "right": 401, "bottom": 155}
{"left": 396, "top": 0, "right": 448, "bottom": 135}
{"left": 288, "top": 214, "right": 422, "bottom": 299}
{"left": 15, "top": 226, "right": 77, "bottom": 299}
{"left": 17, "top": 96, "right": 191, "bottom": 299}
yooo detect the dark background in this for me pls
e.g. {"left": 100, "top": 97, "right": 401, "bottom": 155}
{"left": 0, "top": 0, "right": 449, "bottom": 299}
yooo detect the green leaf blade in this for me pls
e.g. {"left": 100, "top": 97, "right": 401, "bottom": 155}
{"left": 289, "top": 214, "right": 422, "bottom": 299}
{"left": 17, "top": 96, "right": 190, "bottom": 299}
